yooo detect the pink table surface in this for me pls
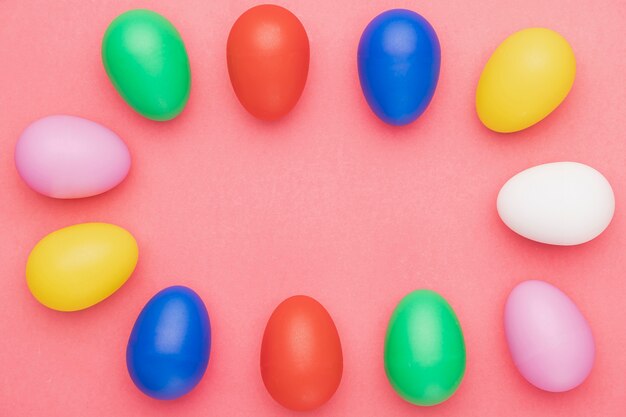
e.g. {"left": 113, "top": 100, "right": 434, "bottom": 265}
{"left": 1, "top": 1, "right": 625, "bottom": 416}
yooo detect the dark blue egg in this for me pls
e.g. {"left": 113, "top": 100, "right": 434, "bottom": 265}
{"left": 126, "top": 286, "right": 211, "bottom": 400}
{"left": 357, "top": 9, "right": 441, "bottom": 126}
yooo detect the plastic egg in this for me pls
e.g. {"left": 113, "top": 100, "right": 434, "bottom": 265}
{"left": 127, "top": 286, "right": 211, "bottom": 400}
{"left": 497, "top": 162, "right": 614, "bottom": 245}
{"left": 476, "top": 28, "right": 576, "bottom": 133}
{"left": 505, "top": 280, "right": 595, "bottom": 392}
{"left": 15, "top": 115, "right": 131, "bottom": 199}
{"left": 227, "top": 5, "right": 309, "bottom": 120}
{"left": 102, "top": 9, "right": 191, "bottom": 121}
{"left": 26, "top": 223, "right": 138, "bottom": 311}
{"left": 261, "top": 295, "right": 343, "bottom": 411}
{"left": 357, "top": 9, "right": 440, "bottom": 126}
{"left": 385, "top": 289, "right": 466, "bottom": 406}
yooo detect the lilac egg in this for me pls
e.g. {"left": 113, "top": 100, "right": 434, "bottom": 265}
{"left": 504, "top": 280, "right": 595, "bottom": 392}
{"left": 15, "top": 115, "right": 131, "bottom": 198}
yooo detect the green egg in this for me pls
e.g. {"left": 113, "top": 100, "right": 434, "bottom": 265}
{"left": 384, "top": 289, "right": 466, "bottom": 406}
{"left": 102, "top": 9, "right": 191, "bottom": 121}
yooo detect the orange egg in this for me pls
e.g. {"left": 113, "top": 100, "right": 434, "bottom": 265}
{"left": 227, "top": 5, "right": 310, "bottom": 120}
{"left": 260, "top": 295, "right": 343, "bottom": 411}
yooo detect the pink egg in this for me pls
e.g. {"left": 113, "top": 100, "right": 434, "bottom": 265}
{"left": 15, "top": 115, "right": 130, "bottom": 198}
{"left": 504, "top": 280, "right": 595, "bottom": 392}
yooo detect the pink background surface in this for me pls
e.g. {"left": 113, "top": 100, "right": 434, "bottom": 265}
{"left": 1, "top": 0, "right": 625, "bottom": 416}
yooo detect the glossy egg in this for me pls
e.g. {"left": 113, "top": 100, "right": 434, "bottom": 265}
{"left": 260, "top": 295, "right": 343, "bottom": 411}
{"left": 227, "top": 5, "right": 309, "bottom": 120}
{"left": 127, "top": 286, "right": 211, "bottom": 400}
{"left": 26, "top": 223, "right": 138, "bottom": 311}
{"left": 477, "top": 28, "right": 576, "bottom": 133}
{"left": 15, "top": 115, "right": 131, "bottom": 199}
{"left": 497, "top": 162, "right": 614, "bottom": 245}
{"left": 385, "top": 290, "right": 466, "bottom": 406}
{"left": 102, "top": 9, "right": 191, "bottom": 121}
{"left": 505, "top": 280, "right": 595, "bottom": 392}
{"left": 357, "top": 9, "right": 440, "bottom": 126}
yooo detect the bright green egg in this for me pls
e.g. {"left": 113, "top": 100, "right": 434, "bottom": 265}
{"left": 384, "top": 289, "right": 466, "bottom": 406}
{"left": 102, "top": 9, "right": 191, "bottom": 121}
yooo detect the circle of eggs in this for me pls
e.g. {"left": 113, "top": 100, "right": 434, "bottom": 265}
{"left": 15, "top": 2, "right": 609, "bottom": 409}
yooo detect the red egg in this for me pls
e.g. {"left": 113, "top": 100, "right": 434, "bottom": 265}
{"left": 227, "top": 5, "right": 310, "bottom": 120}
{"left": 260, "top": 295, "right": 343, "bottom": 411}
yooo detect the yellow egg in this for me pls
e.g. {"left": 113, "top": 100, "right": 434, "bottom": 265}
{"left": 26, "top": 223, "right": 138, "bottom": 311}
{"left": 476, "top": 28, "right": 576, "bottom": 133}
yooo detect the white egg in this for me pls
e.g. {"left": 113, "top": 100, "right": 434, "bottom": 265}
{"left": 497, "top": 162, "right": 614, "bottom": 245}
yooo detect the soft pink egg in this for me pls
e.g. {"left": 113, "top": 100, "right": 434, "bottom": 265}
{"left": 15, "top": 115, "right": 131, "bottom": 198}
{"left": 504, "top": 280, "right": 595, "bottom": 392}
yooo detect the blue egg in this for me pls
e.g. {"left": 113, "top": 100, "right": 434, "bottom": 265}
{"left": 357, "top": 9, "right": 441, "bottom": 126}
{"left": 126, "top": 286, "right": 211, "bottom": 400}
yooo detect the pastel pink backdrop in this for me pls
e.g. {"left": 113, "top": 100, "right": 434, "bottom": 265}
{"left": 1, "top": 1, "right": 625, "bottom": 416}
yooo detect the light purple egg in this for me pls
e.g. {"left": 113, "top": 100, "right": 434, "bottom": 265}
{"left": 15, "top": 115, "right": 131, "bottom": 198}
{"left": 504, "top": 280, "right": 595, "bottom": 392}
